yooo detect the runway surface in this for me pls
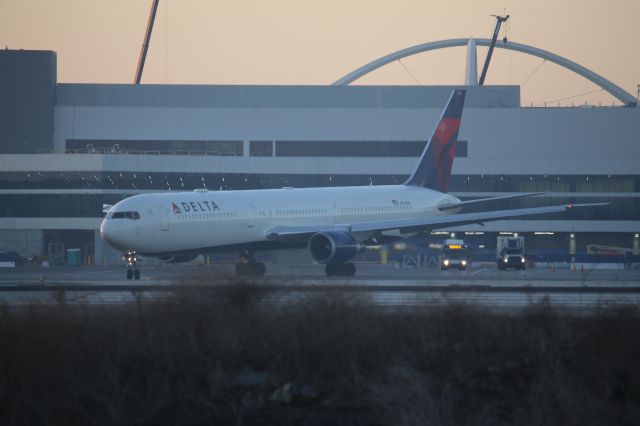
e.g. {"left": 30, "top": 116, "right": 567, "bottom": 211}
{"left": 1, "top": 264, "right": 639, "bottom": 313}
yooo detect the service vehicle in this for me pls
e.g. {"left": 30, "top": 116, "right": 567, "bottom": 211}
{"left": 441, "top": 239, "right": 470, "bottom": 270}
{"left": 496, "top": 236, "right": 526, "bottom": 270}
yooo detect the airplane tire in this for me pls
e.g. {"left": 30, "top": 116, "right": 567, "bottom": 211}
{"left": 342, "top": 262, "right": 356, "bottom": 277}
{"left": 325, "top": 264, "right": 337, "bottom": 277}
{"left": 235, "top": 263, "right": 266, "bottom": 277}
{"left": 254, "top": 262, "right": 266, "bottom": 276}
{"left": 235, "top": 263, "right": 247, "bottom": 276}
{"left": 134, "top": 269, "right": 141, "bottom": 280}
{"left": 126, "top": 269, "right": 133, "bottom": 280}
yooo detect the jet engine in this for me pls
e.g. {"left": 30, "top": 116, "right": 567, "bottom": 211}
{"left": 159, "top": 255, "right": 198, "bottom": 264}
{"left": 308, "top": 231, "right": 363, "bottom": 264}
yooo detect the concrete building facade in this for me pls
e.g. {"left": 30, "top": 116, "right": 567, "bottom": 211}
{"left": 1, "top": 50, "right": 638, "bottom": 265}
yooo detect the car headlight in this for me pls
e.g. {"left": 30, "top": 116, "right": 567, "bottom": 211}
{"left": 503, "top": 256, "right": 508, "bottom": 263}
{"left": 521, "top": 257, "right": 526, "bottom": 263}
{"left": 461, "top": 260, "right": 467, "bottom": 265}
{"left": 443, "top": 259, "right": 450, "bottom": 266}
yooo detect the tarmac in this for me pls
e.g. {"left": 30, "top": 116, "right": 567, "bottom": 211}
{"left": 1, "top": 263, "right": 639, "bottom": 313}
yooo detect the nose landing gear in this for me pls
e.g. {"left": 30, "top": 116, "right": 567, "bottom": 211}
{"left": 234, "top": 251, "right": 266, "bottom": 277}
{"left": 124, "top": 252, "right": 141, "bottom": 280}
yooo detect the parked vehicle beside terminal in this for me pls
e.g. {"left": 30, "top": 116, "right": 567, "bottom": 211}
{"left": 497, "top": 236, "right": 526, "bottom": 270}
{"left": 0, "top": 251, "right": 21, "bottom": 268}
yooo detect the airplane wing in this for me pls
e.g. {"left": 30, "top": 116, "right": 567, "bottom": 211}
{"left": 350, "top": 203, "right": 606, "bottom": 233}
{"left": 266, "top": 203, "right": 607, "bottom": 242}
{"left": 437, "top": 192, "right": 545, "bottom": 211}
{"left": 266, "top": 224, "right": 349, "bottom": 242}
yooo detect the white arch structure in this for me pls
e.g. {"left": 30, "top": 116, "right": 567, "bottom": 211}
{"left": 333, "top": 38, "right": 638, "bottom": 107}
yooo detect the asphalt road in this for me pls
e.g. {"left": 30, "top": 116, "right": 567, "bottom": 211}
{"left": 1, "top": 263, "right": 639, "bottom": 286}
{"left": 1, "top": 264, "right": 639, "bottom": 312}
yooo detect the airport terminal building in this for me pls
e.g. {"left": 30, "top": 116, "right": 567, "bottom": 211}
{"left": 1, "top": 49, "right": 639, "bottom": 265}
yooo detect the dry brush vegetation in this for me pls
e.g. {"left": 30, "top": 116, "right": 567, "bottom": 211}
{"left": 1, "top": 278, "right": 639, "bottom": 425}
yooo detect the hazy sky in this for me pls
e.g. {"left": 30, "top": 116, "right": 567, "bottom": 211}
{"left": 1, "top": 0, "right": 638, "bottom": 106}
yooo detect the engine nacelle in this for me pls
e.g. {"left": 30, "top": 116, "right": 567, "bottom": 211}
{"left": 308, "top": 231, "right": 363, "bottom": 264}
{"left": 159, "top": 255, "right": 198, "bottom": 264}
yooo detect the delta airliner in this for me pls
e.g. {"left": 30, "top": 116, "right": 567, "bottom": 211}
{"left": 100, "top": 90, "right": 602, "bottom": 279}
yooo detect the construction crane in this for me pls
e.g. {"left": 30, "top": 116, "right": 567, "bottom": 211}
{"left": 478, "top": 14, "right": 509, "bottom": 85}
{"left": 134, "top": 0, "right": 160, "bottom": 84}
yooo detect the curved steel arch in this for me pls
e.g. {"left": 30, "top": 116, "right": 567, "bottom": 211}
{"left": 333, "top": 38, "right": 637, "bottom": 106}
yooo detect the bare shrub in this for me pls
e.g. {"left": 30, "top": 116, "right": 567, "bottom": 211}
{"left": 0, "top": 286, "right": 639, "bottom": 425}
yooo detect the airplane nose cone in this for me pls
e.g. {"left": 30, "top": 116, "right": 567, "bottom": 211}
{"left": 100, "top": 219, "right": 115, "bottom": 246}
{"left": 100, "top": 219, "right": 129, "bottom": 251}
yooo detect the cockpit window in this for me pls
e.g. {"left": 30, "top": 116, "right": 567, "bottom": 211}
{"left": 109, "top": 211, "right": 140, "bottom": 220}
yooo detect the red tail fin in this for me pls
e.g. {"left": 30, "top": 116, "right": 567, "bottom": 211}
{"left": 404, "top": 90, "right": 466, "bottom": 192}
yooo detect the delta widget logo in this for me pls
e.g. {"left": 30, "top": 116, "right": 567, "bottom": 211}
{"left": 171, "top": 201, "right": 220, "bottom": 214}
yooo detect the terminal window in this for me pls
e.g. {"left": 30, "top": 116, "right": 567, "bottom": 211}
{"left": 250, "top": 140, "right": 273, "bottom": 157}
{"left": 456, "top": 140, "right": 468, "bottom": 157}
{"left": 275, "top": 140, "right": 425, "bottom": 157}
{"left": 66, "top": 139, "right": 243, "bottom": 156}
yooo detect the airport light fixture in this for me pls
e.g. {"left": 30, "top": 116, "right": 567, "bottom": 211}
{"left": 393, "top": 242, "right": 408, "bottom": 251}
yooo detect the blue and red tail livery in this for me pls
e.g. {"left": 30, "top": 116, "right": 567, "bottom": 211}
{"left": 404, "top": 89, "right": 466, "bottom": 192}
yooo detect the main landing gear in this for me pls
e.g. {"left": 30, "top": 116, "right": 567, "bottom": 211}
{"left": 235, "top": 251, "right": 266, "bottom": 277}
{"left": 324, "top": 262, "right": 356, "bottom": 277}
{"left": 124, "top": 252, "right": 141, "bottom": 280}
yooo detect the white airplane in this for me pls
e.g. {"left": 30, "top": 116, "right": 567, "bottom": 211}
{"left": 100, "top": 90, "right": 602, "bottom": 279}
